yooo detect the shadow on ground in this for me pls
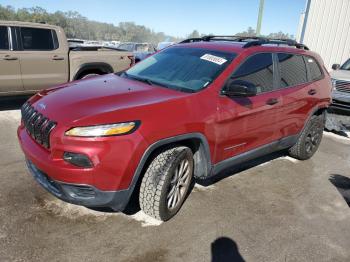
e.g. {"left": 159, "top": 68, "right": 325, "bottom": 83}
{"left": 329, "top": 174, "right": 350, "bottom": 207}
{"left": 211, "top": 237, "right": 245, "bottom": 262}
{"left": 0, "top": 96, "right": 30, "bottom": 111}
{"left": 117, "top": 150, "right": 287, "bottom": 216}
{"left": 197, "top": 150, "right": 286, "bottom": 186}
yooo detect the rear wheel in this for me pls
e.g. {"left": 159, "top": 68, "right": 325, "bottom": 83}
{"left": 139, "top": 146, "right": 194, "bottom": 221}
{"left": 289, "top": 114, "right": 325, "bottom": 160}
{"left": 79, "top": 73, "right": 100, "bottom": 80}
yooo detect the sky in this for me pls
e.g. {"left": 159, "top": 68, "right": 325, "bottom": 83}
{"left": 0, "top": 0, "right": 306, "bottom": 37}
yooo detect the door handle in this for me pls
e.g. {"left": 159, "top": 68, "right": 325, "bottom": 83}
{"left": 52, "top": 56, "right": 64, "bottom": 61}
{"left": 266, "top": 98, "right": 279, "bottom": 105}
{"left": 308, "top": 89, "right": 317, "bottom": 95}
{"left": 3, "top": 55, "right": 18, "bottom": 61}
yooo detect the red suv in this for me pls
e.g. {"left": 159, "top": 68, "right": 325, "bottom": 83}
{"left": 18, "top": 36, "right": 332, "bottom": 221}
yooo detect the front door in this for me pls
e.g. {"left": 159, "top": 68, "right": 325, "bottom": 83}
{"left": 0, "top": 26, "right": 23, "bottom": 94}
{"left": 216, "top": 53, "right": 282, "bottom": 162}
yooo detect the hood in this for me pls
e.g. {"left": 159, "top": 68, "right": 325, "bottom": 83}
{"left": 30, "top": 74, "right": 187, "bottom": 124}
{"left": 330, "top": 70, "right": 350, "bottom": 81}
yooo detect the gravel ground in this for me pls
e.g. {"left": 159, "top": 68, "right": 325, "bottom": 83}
{"left": 0, "top": 105, "right": 350, "bottom": 262}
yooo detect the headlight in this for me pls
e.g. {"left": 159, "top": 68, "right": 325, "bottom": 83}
{"left": 65, "top": 121, "right": 139, "bottom": 137}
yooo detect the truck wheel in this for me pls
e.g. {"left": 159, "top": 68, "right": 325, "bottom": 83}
{"left": 288, "top": 114, "right": 324, "bottom": 160}
{"left": 139, "top": 146, "right": 194, "bottom": 221}
{"left": 80, "top": 73, "right": 100, "bottom": 80}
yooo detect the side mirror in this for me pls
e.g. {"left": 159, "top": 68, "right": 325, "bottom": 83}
{"left": 222, "top": 80, "right": 257, "bottom": 97}
{"left": 332, "top": 64, "right": 340, "bottom": 70}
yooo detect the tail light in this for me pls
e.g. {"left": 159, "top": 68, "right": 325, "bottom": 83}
{"left": 127, "top": 55, "right": 135, "bottom": 67}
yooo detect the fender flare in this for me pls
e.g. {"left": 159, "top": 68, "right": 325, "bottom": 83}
{"left": 73, "top": 62, "right": 114, "bottom": 80}
{"left": 302, "top": 105, "right": 328, "bottom": 131}
{"left": 118, "top": 133, "right": 213, "bottom": 210}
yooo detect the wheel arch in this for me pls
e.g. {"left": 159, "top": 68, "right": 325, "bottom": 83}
{"left": 297, "top": 105, "right": 327, "bottom": 140}
{"left": 138, "top": 133, "right": 212, "bottom": 180}
{"left": 73, "top": 62, "right": 114, "bottom": 80}
{"left": 122, "top": 133, "right": 213, "bottom": 210}
{"left": 313, "top": 106, "right": 327, "bottom": 117}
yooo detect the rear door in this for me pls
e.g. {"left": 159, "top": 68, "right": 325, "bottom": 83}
{"left": 277, "top": 53, "right": 318, "bottom": 138}
{"left": 17, "top": 26, "right": 68, "bottom": 91}
{"left": 216, "top": 52, "right": 283, "bottom": 162}
{"left": 0, "top": 26, "right": 23, "bottom": 94}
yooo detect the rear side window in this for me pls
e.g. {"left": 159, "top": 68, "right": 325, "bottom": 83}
{"left": 305, "top": 56, "right": 323, "bottom": 81}
{"left": 232, "top": 53, "right": 274, "bottom": 93}
{"left": 119, "top": 43, "right": 134, "bottom": 51}
{"left": 278, "top": 53, "right": 307, "bottom": 87}
{"left": 0, "top": 26, "right": 9, "bottom": 50}
{"left": 20, "top": 27, "right": 55, "bottom": 50}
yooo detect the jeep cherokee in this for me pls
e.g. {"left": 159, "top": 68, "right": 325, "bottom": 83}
{"left": 18, "top": 36, "right": 332, "bottom": 221}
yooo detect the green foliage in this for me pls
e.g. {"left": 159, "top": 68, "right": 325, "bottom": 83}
{"left": 236, "top": 26, "right": 295, "bottom": 39}
{"left": 0, "top": 5, "right": 294, "bottom": 43}
{"left": 0, "top": 5, "right": 182, "bottom": 43}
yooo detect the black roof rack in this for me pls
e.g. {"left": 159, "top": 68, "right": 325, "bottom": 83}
{"left": 179, "top": 35, "right": 309, "bottom": 50}
{"left": 243, "top": 38, "right": 309, "bottom": 50}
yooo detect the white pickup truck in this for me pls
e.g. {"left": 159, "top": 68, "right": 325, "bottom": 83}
{"left": 0, "top": 21, "right": 134, "bottom": 96}
{"left": 330, "top": 60, "right": 350, "bottom": 115}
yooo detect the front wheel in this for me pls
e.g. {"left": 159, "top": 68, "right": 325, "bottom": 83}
{"left": 139, "top": 146, "right": 194, "bottom": 221}
{"left": 288, "top": 114, "right": 325, "bottom": 160}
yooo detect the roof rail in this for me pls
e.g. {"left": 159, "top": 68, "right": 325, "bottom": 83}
{"left": 179, "top": 35, "right": 309, "bottom": 50}
{"left": 243, "top": 38, "right": 309, "bottom": 50}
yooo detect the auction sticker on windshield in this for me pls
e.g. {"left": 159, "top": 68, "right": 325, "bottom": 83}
{"left": 200, "top": 54, "right": 227, "bottom": 65}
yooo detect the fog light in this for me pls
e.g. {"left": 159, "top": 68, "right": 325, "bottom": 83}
{"left": 63, "top": 152, "right": 93, "bottom": 168}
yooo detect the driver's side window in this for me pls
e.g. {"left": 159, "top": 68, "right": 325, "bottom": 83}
{"left": 231, "top": 53, "right": 274, "bottom": 94}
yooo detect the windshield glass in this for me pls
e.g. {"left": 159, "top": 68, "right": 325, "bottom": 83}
{"left": 123, "top": 47, "right": 236, "bottom": 92}
{"left": 118, "top": 43, "right": 134, "bottom": 51}
{"left": 135, "top": 44, "right": 149, "bottom": 52}
{"left": 340, "top": 59, "right": 350, "bottom": 70}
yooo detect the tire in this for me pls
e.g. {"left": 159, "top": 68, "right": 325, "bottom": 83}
{"left": 139, "top": 146, "right": 194, "bottom": 221}
{"left": 288, "top": 114, "right": 325, "bottom": 160}
{"left": 79, "top": 73, "right": 101, "bottom": 80}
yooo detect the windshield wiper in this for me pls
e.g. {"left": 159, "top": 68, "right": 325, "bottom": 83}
{"left": 122, "top": 72, "right": 155, "bottom": 86}
{"left": 122, "top": 72, "right": 194, "bottom": 93}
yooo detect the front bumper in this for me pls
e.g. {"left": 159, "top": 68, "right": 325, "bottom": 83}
{"left": 26, "top": 159, "right": 130, "bottom": 210}
{"left": 329, "top": 91, "right": 350, "bottom": 115}
{"left": 18, "top": 122, "right": 147, "bottom": 210}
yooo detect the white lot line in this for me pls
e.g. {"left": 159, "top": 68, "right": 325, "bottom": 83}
{"left": 40, "top": 199, "right": 162, "bottom": 227}
{"left": 0, "top": 110, "right": 21, "bottom": 121}
{"left": 194, "top": 184, "right": 215, "bottom": 191}
{"left": 129, "top": 211, "right": 163, "bottom": 227}
{"left": 323, "top": 131, "right": 350, "bottom": 143}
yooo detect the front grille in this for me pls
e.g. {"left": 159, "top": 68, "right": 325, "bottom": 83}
{"left": 21, "top": 102, "right": 56, "bottom": 149}
{"left": 335, "top": 79, "right": 350, "bottom": 93}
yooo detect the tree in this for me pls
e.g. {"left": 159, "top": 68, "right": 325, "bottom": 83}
{"left": 0, "top": 4, "right": 182, "bottom": 44}
{"left": 236, "top": 27, "right": 256, "bottom": 37}
{"left": 187, "top": 30, "right": 200, "bottom": 38}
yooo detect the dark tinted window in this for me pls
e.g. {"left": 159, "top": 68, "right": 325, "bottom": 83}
{"left": 0, "top": 26, "right": 9, "bottom": 50}
{"left": 118, "top": 43, "right": 134, "bottom": 51}
{"left": 341, "top": 59, "right": 350, "bottom": 70}
{"left": 278, "top": 53, "right": 307, "bottom": 87}
{"left": 20, "top": 27, "right": 54, "bottom": 50}
{"left": 305, "top": 56, "right": 323, "bottom": 80}
{"left": 232, "top": 53, "right": 274, "bottom": 93}
{"left": 125, "top": 47, "right": 236, "bottom": 92}
{"left": 52, "top": 30, "right": 59, "bottom": 49}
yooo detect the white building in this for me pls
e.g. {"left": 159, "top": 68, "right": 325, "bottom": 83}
{"left": 297, "top": 0, "right": 350, "bottom": 69}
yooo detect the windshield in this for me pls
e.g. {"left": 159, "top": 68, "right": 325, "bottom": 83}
{"left": 118, "top": 43, "right": 134, "bottom": 51}
{"left": 340, "top": 59, "right": 350, "bottom": 70}
{"left": 123, "top": 47, "right": 236, "bottom": 92}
